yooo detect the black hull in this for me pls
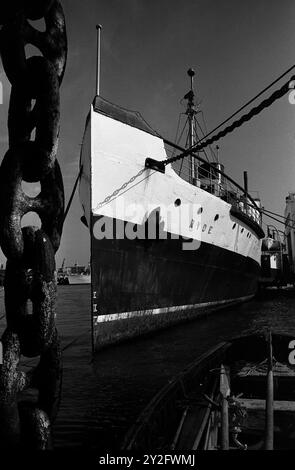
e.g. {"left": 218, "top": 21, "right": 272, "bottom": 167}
{"left": 91, "top": 215, "right": 260, "bottom": 349}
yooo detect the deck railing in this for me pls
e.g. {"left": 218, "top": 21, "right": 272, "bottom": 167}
{"left": 165, "top": 144, "right": 262, "bottom": 228}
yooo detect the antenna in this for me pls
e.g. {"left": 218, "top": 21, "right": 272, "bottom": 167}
{"left": 187, "top": 68, "right": 195, "bottom": 149}
{"left": 188, "top": 67, "right": 195, "bottom": 96}
{"left": 96, "top": 24, "right": 102, "bottom": 96}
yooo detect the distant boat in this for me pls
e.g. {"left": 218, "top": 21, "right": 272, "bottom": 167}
{"left": 122, "top": 333, "right": 295, "bottom": 451}
{"left": 260, "top": 227, "right": 292, "bottom": 288}
{"left": 57, "top": 260, "right": 91, "bottom": 285}
{"left": 66, "top": 272, "right": 91, "bottom": 285}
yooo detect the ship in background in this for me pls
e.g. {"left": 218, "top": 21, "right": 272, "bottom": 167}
{"left": 285, "top": 192, "right": 295, "bottom": 279}
{"left": 79, "top": 29, "right": 264, "bottom": 350}
{"left": 259, "top": 226, "right": 291, "bottom": 289}
{"left": 57, "top": 259, "right": 91, "bottom": 285}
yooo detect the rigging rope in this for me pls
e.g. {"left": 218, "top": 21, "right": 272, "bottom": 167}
{"left": 262, "top": 207, "right": 290, "bottom": 221}
{"left": 161, "top": 74, "right": 295, "bottom": 166}
{"left": 63, "top": 165, "right": 83, "bottom": 224}
{"left": 194, "top": 63, "right": 295, "bottom": 148}
{"left": 199, "top": 111, "right": 219, "bottom": 162}
{"left": 239, "top": 199, "right": 295, "bottom": 231}
{"left": 262, "top": 211, "right": 295, "bottom": 232}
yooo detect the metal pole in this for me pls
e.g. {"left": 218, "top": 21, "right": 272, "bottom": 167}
{"left": 243, "top": 171, "right": 248, "bottom": 215}
{"left": 221, "top": 398, "right": 229, "bottom": 450}
{"left": 96, "top": 24, "right": 102, "bottom": 96}
{"left": 187, "top": 68, "right": 196, "bottom": 184}
{"left": 188, "top": 69, "right": 194, "bottom": 150}
{"left": 243, "top": 171, "right": 248, "bottom": 194}
{"left": 264, "top": 332, "right": 274, "bottom": 450}
{"left": 220, "top": 364, "right": 230, "bottom": 450}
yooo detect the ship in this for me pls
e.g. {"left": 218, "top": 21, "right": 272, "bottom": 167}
{"left": 79, "top": 29, "right": 264, "bottom": 350}
{"left": 259, "top": 226, "right": 292, "bottom": 289}
{"left": 57, "top": 259, "right": 91, "bottom": 285}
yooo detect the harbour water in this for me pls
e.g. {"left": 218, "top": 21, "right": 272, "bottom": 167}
{"left": 1, "top": 285, "right": 295, "bottom": 451}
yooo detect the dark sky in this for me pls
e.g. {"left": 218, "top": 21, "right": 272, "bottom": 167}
{"left": 1, "top": 0, "right": 295, "bottom": 267}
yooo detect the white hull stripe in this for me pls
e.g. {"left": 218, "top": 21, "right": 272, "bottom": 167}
{"left": 94, "top": 295, "right": 254, "bottom": 324}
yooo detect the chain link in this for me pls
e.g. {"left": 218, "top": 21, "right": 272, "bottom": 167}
{"left": 94, "top": 167, "right": 149, "bottom": 212}
{"left": 0, "top": 0, "right": 67, "bottom": 449}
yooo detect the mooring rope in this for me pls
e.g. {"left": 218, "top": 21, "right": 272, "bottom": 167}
{"left": 192, "top": 63, "right": 295, "bottom": 146}
{"left": 63, "top": 165, "right": 84, "bottom": 224}
{"left": 161, "top": 74, "right": 295, "bottom": 167}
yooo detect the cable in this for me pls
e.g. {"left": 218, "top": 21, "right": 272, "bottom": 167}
{"left": 174, "top": 116, "right": 189, "bottom": 174}
{"left": 162, "top": 73, "right": 295, "bottom": 167}
{"left": 63, "top": 164, "right": 83, "bottom": 224}
{"left": 171, "top": 113, "right": 184, "bottom": 159}
{"left": 234, "top": 196, "right": 295, "bottom": 230}
{"left": 199, "top": 110, "right": 220, "bottom": 162}
{"left": 262, "top": 211, "right": 295, "bottom": 231}
{"left": 194, "top": 118, "right": 213, "bottom": 163}
{"left": 262, "top": 207, "right": 289, "bottom": 221}
{"left": 195, "top": 63, "right": 295, "bottom": 146}
{"left": 242, "top": 198, "right": 295, "bottom": 227}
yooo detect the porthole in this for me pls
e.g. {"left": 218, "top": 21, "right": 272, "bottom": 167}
{"left": 197, "top": 207, "right": 203, "bottom": 214}
{"left": 241, "top": 228, "right": 244, "bottom": 233}
{"left": 214, "top": 214, "right": 219, "bottom": 221}
{"left": 174, "top": 198, "right": 181, "bottom": 207}
{"left": 232, "top": 223, "right": 236, "bottom": 229}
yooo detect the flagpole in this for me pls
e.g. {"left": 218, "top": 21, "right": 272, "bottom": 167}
{"left": 96, "top": 24, "right": 102, "bottom": 96}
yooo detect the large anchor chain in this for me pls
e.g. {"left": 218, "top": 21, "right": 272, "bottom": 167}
{"left": 0, "top": 0, "right": 67, "bottom": 449}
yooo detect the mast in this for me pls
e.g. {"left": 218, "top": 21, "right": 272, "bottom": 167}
{"left": 184, "top": 68, "right": 197, "bottom": 185}
{"left": 96, "top": 24, "right": 102, "bottom": 96}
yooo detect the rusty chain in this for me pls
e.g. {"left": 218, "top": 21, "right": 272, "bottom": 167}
{"left": 0, "top": 0, "right": 67, "bottom": 449}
